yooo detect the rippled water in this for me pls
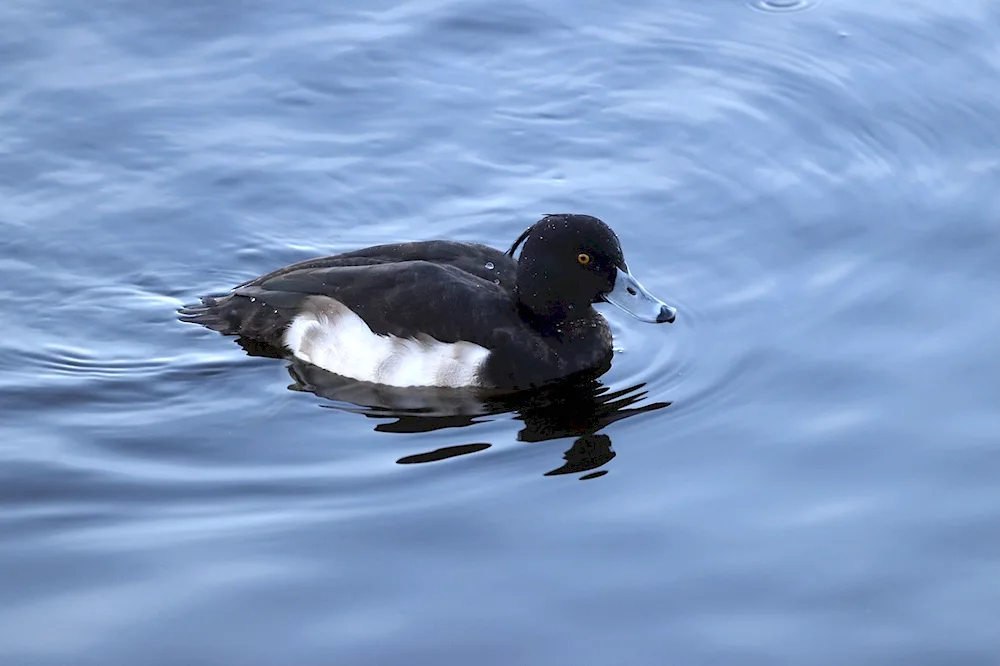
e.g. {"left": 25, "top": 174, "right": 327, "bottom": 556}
{"left": 2, "top": 0, "right": 999, "bottom": 663}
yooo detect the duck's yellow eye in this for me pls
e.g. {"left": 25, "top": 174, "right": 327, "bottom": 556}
{"left": 577, "top": 253, "right": 591, "bottom": 265}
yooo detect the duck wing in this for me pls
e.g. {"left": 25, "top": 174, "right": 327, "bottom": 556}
{"left": 238, "top": 260, "right": 517, "bottom": 344}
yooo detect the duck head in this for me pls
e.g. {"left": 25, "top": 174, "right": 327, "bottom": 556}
{"left": 507, "top": 214, "right": 677, "bottom": 325}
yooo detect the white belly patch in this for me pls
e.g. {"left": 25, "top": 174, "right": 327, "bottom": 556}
{"left": 282, "top": 296, "right": 490, "bottom": 388}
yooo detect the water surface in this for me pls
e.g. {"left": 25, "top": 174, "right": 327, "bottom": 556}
{"left": 2, "top": 0, "right": 999, "bottom": 664}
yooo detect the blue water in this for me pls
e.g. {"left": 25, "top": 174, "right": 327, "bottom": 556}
{"left": 2, "top": 0, "right": 999, "bottom": 663}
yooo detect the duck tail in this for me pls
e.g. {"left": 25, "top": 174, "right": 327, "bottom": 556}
{"left": 177, "top": 293, "right": 242, "bottom": 333}
{"left": 178, "top": 290, "right": 296, "bottom": 346}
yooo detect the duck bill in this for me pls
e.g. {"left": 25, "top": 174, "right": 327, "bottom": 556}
{"left": 603, "top": 267, "right": 677, "bottom": 323}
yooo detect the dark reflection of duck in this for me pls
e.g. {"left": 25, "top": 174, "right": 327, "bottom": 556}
{"left": 264, "top": 343, "right": 671, "bottom": 479}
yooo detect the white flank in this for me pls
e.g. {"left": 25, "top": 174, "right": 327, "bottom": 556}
{"left": 282, "top": 296, "right": 490, "bottom": 388}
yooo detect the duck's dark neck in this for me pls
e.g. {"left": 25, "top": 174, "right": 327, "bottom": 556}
{"left": 515, "top": 288, "right": 592, "bottom": 334}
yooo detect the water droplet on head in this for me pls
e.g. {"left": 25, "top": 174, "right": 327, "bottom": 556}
{"left": 485, "top": 261, "right": 495, "bottom": 270}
